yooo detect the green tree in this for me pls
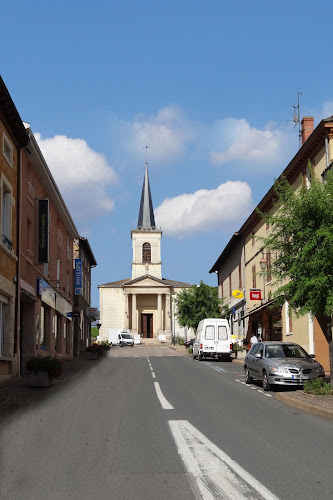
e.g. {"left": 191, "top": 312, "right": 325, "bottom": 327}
{"left": 259, "top": 168, "right": 333, "bottom": 375}
{"left": 173, "top": 280, "right": 227, "bottom": 332}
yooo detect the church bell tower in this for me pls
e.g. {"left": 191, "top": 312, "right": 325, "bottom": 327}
{"left": 131, "top": 162, "right": 162, "bottom": 279}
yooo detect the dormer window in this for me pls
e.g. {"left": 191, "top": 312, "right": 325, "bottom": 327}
{"left": 142, "top": 242, "right": 151, "bottom": 263}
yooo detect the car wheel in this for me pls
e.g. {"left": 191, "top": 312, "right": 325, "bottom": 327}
{"left": 263, "top": 371, "right": 271, "bottom": 391}
{"left": 245, "top": 367, "right": 253, "bottom": 384}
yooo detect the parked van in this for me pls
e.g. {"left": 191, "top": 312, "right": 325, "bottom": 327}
{"left": 192, "top": 318, "right": 232, "bottom": 361}
{"left": 108, "top": 329, "right": 134, "bottom": 347}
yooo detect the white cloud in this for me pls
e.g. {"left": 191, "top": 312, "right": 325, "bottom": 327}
{"left": 210, "top": 118, "right": 290, "bottom": 165}
{"left": 118, "top": 106, "right": 195, "bottom": 163}
{"left": 155, "top": 181, "right": 253, "bottom": 236}
{"left": 35, "top": 133, "right": 117, "bottom": 231}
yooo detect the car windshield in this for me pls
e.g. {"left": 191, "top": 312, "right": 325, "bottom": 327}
{"left": 265, "top": 344, "right": 309, "bottom": 359}
{"left": 122, "top": 334, "right": 132, "bottom": 339}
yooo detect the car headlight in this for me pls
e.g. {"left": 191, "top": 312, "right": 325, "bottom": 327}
{"left": 270, "top": 366, "right": 289, "bottom": 374}
{"left": 313, "top": 365, "right": 324, "bottom": 373}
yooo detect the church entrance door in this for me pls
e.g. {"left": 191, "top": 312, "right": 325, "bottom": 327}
{"left": 141, "top": 314, "right": 153, "bottom": 338}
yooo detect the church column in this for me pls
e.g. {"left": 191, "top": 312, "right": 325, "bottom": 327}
{"left": 132, "top": 294, "right": 137, "bottom": 332}
{"left": 157, "top": 293, "right": 163, "bottom": 331}
{"left": 125, "top": 294, "right": 129, "bottom": 329}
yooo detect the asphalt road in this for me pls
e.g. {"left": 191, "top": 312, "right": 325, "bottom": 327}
{"left": 0, "top": 345, "right": 332, "bottom": 499}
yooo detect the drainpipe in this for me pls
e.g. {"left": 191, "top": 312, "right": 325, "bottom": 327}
{"left": 14, "top": 147, "right": 22, "bottom": 377}
{"left": 325, "top": 137, "right": 329, "bottom": 168}
{"left": 308, "top": 313, "right": 315, "bottom": 355}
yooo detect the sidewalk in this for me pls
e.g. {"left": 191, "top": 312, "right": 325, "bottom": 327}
{"left": 233, "top": 357, "right": 333, "bottom": 420}
{"left": 0, "top": 357, "right": 98, "bottom": 421}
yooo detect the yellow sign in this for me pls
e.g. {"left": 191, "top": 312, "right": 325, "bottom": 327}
{"left": 232, "top": 289, "right": 244, "bottom": 299}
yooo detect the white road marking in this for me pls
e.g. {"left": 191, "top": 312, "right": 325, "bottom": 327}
{"left": 265, "top": 393, "right": 272, "bottom": 397}
{"left": 154, "top": 382, "right": 174, "bottom": 410}
{"left": 169, "top": 420, "right": 279, "bottom": 500}
{"left": 150, "top": 366, "right": 153, "bottom": 371}
{"left": 152, "top": 372, "right": 156, "bottom": 379}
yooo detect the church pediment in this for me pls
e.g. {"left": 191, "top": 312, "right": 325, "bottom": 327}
{"left": 123, "top": 274, "right": 169, "bottom": 288}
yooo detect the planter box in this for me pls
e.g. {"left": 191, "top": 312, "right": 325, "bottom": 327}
{"left": 28, "top": 371, "right": 53, "bottom": 387}
{"left": 85, "top": 351, "right": 99, "bottom": 360}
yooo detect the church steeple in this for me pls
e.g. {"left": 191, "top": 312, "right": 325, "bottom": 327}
{"left": 131, "top": 161, "right": 162, "bottom": 280}
{"left": 137, "top": 161, "right": 156, "bottom": 230}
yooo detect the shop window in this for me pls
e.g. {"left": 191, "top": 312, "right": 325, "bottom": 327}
{"left": 40, "top": 306, "right": 50, "bottom": 349}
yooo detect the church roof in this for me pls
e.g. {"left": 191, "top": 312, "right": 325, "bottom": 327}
{"left": 137, "top": 161, "right": 156, "bottom": 230}
{"left": 98, "top": 275, "right": 193, "bottom": 288}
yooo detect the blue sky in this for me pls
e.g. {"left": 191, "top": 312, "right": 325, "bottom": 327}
{"left": 2, "top": 0, "right": 333, "bottom": 307}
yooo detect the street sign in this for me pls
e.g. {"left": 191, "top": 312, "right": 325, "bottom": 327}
{"left": 232, "top": 289, "right": 244, "bottom": 299}
{"left": 74, "top": 259, "right": 82, "bottom": 295}
{"left": 250, "top": 289, "right": 261, "bottom": 300}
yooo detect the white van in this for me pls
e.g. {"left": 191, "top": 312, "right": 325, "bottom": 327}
{"left": 192, "top": 318, "right": 232, "bottom": 361}
{"left": 108, "top": 329, "right": 134, "bottom": 347}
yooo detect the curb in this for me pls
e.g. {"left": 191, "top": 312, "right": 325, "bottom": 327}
{"left": 275, "top": 392, "right": 333, "bottom": 420}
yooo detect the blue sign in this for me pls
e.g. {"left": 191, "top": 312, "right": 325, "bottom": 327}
{"left": 75, "top": 259, "right": 82, "bottom": 295}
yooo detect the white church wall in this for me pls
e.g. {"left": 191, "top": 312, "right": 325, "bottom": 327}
{"left": 99, "top": 287, "right": 126, "bottom": 342}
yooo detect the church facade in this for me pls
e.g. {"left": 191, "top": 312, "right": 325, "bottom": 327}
{"left": 98, "top": 162, "right": 192, "bottom": 343}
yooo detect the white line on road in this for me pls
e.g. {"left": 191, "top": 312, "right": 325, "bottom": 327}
{"left": 154, "top": 382, "right": 174, "bottom": 410}
{"left": 151, "top": 372, "right": 156, "bottom": 379}
{"left": 169, "top": 420, "right": 279, "bottom": 500}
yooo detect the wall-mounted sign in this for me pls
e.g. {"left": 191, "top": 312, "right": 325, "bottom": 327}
{"left": 74, "top": 259, "right": 82, "bottom": 295}
{"left": 86, "top": 307, "right": 99, "bottom": 318}
{"left": 250, "top": 289, "right": 262, "bottom": 300}
{"left": 232, "top": 289, "right": 244, "bottom": 299}
{"left": 38, "top": 199, "right": 49, "bottom": 263}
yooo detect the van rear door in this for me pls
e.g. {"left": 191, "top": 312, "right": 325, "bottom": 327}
{"left": 216, "top": 323, "right": 231, "bottom": 354}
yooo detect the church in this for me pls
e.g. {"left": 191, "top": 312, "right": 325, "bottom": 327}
{"left": 98, "top": 162, "right": 193, "bottom": 343}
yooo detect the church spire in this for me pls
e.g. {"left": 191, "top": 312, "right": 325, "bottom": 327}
{"left": 137, "top": 161, "right": 156, "bottom": 230}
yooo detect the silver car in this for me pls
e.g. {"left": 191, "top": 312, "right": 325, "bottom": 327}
{"left": 244, "top": 341, "right": 325, "bottom": 391}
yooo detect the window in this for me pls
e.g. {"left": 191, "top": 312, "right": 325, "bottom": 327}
{"left": 221, "top": 282, "right": 224, "bottom": 299}
{"left": 57, "top": 259, "right": 61, "bottom": 287}
{"left": 1, "top": 182, "right": 12, "bottom": 249}
{"left": 0, "top": 295, "right": 8, "bottom": 356}
{"left": 2, "top": 132, "right": 13, "bottom": 167}
{"left": 205, "top": 325, "right": 215, "bottom": 340}
{"left": 57, "top": 229, "right": 63, "bottom": 249}
{"left": 40, "top": 306, "right": 49, "bottom": 349}
{"left": 229, "top": 273, "right": 232, "bottom": 296}
{"left": 251, "top": 233, "right": 255, "bottom": 247}
{"left": 142, "top": 242, "right": 151, "bottom": 263}
{"left": 218, "top": 325, "right": 228, "bottom": 340}
{"left": 252, "top": 265, "right": 256, "bottom": 288}
{"left": 266, "top": 221, "right": 270, "bottom": 232}
{"left": 238, "top": 263, "right": 242, "bottom": 289}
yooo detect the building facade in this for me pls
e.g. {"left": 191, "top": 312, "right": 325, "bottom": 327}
{"left": 73, "top": 237, "right": 97, "bottom": 357}
{"left": 19, "top": 125, "right": 79, "bottom": 372}
{"left": 210, "top": 116, "right": 333, "bottom": 376}
{"left": 0, "top": 77, "right": 28, "bottom": 381}
{"left": 98, "top": 162, "right": 192, "bottom": 343}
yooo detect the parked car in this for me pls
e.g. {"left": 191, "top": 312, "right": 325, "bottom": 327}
{"left": 184, "top": 338, "right": 195, "bottom": 349}
{"left": 118, "top": 333, "right": 134, "bottom": 347}
{"left": 244, "top": 341, "right": 325, "bottom": 391}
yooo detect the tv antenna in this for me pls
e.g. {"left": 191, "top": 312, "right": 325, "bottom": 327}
{"left": 291, "top": 91, "right": 302, "bottom": 148}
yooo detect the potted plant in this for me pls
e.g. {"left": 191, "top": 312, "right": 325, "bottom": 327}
{"left": 85, "top": 343, "right": 105, "bottom": 359}
{"left": 26, "top": 355, "right": 63, "bottom": 386}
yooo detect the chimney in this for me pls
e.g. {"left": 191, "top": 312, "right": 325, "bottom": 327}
{"left": 301, "top": 117, "right": 314, "bottom": 145}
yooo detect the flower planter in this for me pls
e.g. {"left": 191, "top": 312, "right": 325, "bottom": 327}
{"left": 85, "top": 351, "right": 99, "bottom": 360}
{"left": 28, "top": 371, "right": 53, "bottom": 387}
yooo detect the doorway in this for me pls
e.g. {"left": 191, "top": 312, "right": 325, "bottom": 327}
{"left": 141, "top": 314, "right": 153, "bottom": 338}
